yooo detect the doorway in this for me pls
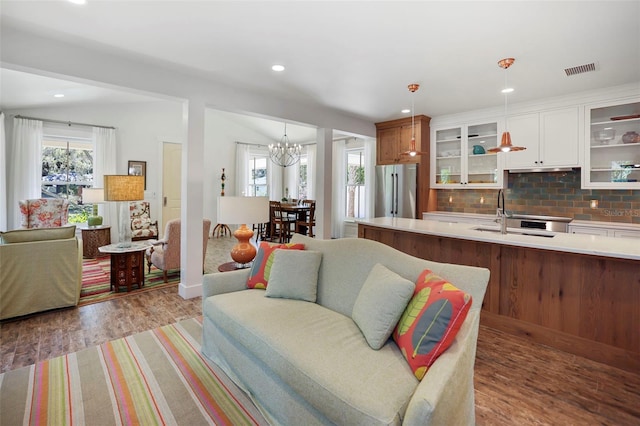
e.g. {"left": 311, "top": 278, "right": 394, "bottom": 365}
{"left": 162, "top": 142, "right": 182, "bottom": 233}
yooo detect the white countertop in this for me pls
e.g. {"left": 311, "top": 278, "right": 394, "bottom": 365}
{"left": 357, "top": 217, "right": 640, "bottom": 261}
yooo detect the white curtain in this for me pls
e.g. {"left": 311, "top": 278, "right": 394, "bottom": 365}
{"left": 331, "top": 139, "right": 346, "bottom": 238}
{"left": 93, "top": 127, "right": 117, "bottom": 241}
{"left": 0, "top": 113, "right": 6, "bottom": 231}
{"left": 8, "top": 117, "right": 43, "bottom": 229}
{"left": 364, "top": 137, "right": 376, "bottom": 218}
{"left": 306, "top": 144, "right": 317, "bottom": 200}
{"left": 284, "top": 162, "right": 298, "bottom": 199}
{"left": 268, "top": 160, "right": 283, "bottom": 201}
{"left": 235, "top": 143, "right": 250, "bottom": 196}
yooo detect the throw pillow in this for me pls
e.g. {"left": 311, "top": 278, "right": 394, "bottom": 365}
{"left": 0, "top": 225, "right": 76, "bottom": 244}
{"left": 352, "top": 263, "right": 415, "bottom": 350}
{"left": 393, "top": 269, "right": 472, "bottom": 380}
{"left": 265, "top": 249, "right": 322, "bottom": 302}
{"left": 246, "top": 242, "right": 305, "bottom": 289}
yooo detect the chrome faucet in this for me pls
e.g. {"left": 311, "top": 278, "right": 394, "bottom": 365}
{"left": 496, "top": 189, "right": 509, "bottom": 234}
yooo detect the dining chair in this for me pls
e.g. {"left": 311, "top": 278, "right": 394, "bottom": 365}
{"left": 295, "top": 199, "right": 316, "bottom": 238}
{"left": 269, "top": 201, "right": 296, "bottom": 243}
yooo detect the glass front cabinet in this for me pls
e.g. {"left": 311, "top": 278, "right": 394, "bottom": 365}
{"left": 584, "top": 99, "right": 640, "bottom": 188}
{"left": 431, "top": 121, "right": 503, "bottom": 188}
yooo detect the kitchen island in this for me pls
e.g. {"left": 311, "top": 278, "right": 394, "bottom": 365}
{"left": 358, "top": 217, "right": 640, "bottom": 373}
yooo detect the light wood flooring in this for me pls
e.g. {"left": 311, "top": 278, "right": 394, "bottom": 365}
{"left": 2, "top": 289, "right": 638, "bottom": 425}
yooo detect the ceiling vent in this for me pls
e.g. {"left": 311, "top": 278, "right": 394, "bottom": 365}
{"left": 564, "top": 62, "right": 597, "bottom": 76}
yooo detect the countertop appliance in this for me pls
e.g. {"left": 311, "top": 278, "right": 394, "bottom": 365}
{"left": 375, "top": 164, "right": 417, "bottom": 219}
{"left": 505, "top": 214, "right": 572, "bottom": 233}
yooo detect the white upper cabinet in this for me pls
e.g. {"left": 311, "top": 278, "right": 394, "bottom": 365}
{"left": 431, "top": 121, "right": 503, "bottom": 188}
{"left": 505, "top": 107, "right": 580, "bottom": 170}
{"left": 583, "top": 99, "right": 640, "bottom": 189}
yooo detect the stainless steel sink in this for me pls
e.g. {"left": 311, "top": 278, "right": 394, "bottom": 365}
{"left": 472, "top": 226, "right": 556, "bottom": 238}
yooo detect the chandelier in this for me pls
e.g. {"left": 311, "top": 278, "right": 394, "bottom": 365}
{"left": 268, "top": 123, "right": 302, "bottom": 167}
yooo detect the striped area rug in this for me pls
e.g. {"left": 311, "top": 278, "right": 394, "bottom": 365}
{"left": 0, "top": 317, "right": 267, "bottom": 425}
{"left": 80, "top": 257, "right": 181, "bottom": 306}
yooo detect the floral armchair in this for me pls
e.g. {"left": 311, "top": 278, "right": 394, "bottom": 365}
{"left": 145, "top": 218, "right": 212, "bottom": 282}
{"left": 19, "top": 198, "right": 70, "bottom": 228}
{"left": 129, "top": 201, "right": 159, "bottom": 241}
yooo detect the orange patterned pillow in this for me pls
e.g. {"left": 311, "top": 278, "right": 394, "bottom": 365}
{"left": 393, "top": 269, "right": 472, "bottom": 380}
{"left": 246, "top": 242, "right": 305, "bottom": 289}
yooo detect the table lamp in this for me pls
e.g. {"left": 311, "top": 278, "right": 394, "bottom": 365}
{"left": 83, "top": 188, "right": 104, "bottom": 226}
{"left": 104, "top": 175, "right": 144, "bottom": 248}
{"left": 217, "top": 196, "right": 269, "bottom": 267}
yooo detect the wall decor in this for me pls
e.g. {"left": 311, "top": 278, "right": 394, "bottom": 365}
{"left": 128, "top": 160, "right": 147, "bottom": 190}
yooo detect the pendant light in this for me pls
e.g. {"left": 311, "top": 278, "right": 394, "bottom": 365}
{"left": 401, "top": 83, "right": 427, "bottom": 157}
{"left": 488, "top": 58, "right": 526, "bottom": 153}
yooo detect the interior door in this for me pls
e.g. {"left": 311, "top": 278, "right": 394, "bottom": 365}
{"left": 162, "top": 142, "right": 181, "bottom": 234}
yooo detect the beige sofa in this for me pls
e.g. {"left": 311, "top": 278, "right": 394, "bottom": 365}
{"left": 0, "top": 226, "right": 82, "bottom": 320}
{"left": 202, "top": 234, "right": 490, "bottom": 425}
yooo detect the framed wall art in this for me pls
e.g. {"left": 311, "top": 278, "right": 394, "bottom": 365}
{"left": 128, "top": 160, "right": 147, "bottom": 189}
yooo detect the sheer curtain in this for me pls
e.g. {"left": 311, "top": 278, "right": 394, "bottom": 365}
{"left": 235, "top": 143, "right": 250, "bottom": 196}
{"left": 331, "top": 139, "right": 346, "bottom": 238}
{"left": 306, "top": 144, "right": 317, "bottom": 200}
{"left": 268, "top": 160, "right": 283, "bottom": 201}
{"left": 93, "top": 127, "right": 117, "bottom": 241}
{"left": 8, "top": 117, "right": 43, "bottom": 229}
{"left": 364, "top": 137, "right": 376, "bottom": 218}
{"left": 0, "top": 113, "right": 6, "bottom": 230}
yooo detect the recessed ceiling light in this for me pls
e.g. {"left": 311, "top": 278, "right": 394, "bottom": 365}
{"left": 501, "top": 87, "right": 514, "bottom": 94}
{"left": 54, "top": 93, "right": 65, "bottom": 98}
{"left": 271, "top": 65, "right": 285, "bottom": 72}
{"left": 68, "top": 0, "right": 87, "bottom": 5}
{"left": 401, "top": 109, "right": 411, "bottom": 114}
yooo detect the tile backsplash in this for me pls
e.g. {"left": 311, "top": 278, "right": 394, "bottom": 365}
{"left": 435, "top": 169, "right": 640, "bottom": 224}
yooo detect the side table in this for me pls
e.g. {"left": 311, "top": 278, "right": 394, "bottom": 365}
{"left": 218, "top": 261, "right": 250, "bottom": 272}
{"left": 98, "top": 243, "right": 150, "bottom": 292}
{"left": 81, "top": 225, "right": 111, "bottom": 258}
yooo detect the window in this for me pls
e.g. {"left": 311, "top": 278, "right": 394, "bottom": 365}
{"left": 345, "top": 149, "right": 365, "bottom": 219}
{"left": 248, "top": 153, "right": 268, "bottom": 197}
{"left": 41, "top": 136, "right": 93, "bottom": 222}
{"left": 298, "top": 155, "right": 308, "bottom": 199}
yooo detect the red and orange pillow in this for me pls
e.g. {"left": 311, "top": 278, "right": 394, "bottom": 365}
{"left": 393, "top": 269, "right": 472, "bottom": 380}
{"left": 246, "top": 242, "right": 305, "bottom": 289}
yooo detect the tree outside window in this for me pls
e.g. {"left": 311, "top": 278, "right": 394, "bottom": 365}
{"left": 346, "top": 149, "right": 365, "bottom": 219}
{"left": 41, "top": 138, "right": 93, "bottom": 223}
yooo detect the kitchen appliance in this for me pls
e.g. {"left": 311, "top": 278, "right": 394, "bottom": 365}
{"left": 504, "top": 214, "right": 572, "bottom": 232}
{"left": 375, "top": 164, "right": 417, "bottom": 218}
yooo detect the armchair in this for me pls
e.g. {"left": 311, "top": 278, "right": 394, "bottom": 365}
{"left": 145, "top": 218, "right": 212, "bottom": 282}
{"left": 19, "top": 198, "right": 69, "bottom": 228}
{"left": 130, "top": 201, "right": 159, "bottom": 241}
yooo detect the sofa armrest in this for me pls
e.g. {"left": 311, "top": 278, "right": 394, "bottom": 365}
{"left": 202, "top": 269, "right": 250, "bottom": 299}
{"left": 402, "top": 309, "right": 481, "bottom": 426}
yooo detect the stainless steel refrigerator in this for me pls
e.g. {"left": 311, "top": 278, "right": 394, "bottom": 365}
{"left": 375, "top": 164, "right": 418, "bottom": 218}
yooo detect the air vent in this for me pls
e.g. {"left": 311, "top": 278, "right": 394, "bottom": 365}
{"left": 564, "top": 62, "right": 597, "bottom": 76}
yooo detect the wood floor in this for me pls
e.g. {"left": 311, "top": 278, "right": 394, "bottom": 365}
{"left": 2, "top": 287, "right": 639, "bottom": 425}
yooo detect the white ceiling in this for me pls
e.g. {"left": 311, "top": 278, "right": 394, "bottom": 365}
{"left": 1, "top": 0, "right": 639, "bottom": 129}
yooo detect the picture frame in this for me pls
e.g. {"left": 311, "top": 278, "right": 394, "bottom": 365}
{"left": 128, "top": 160, "right": 147, "bottom": 189}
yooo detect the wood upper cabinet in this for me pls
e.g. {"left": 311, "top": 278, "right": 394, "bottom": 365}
{"left": 375, "top": 115, "right": 430, "bottom": 165}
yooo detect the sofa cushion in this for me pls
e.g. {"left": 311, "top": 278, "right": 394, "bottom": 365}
{"left": 246, "top": 242, "right": 305, "bottom": 289}
{"left": 204, "top": 291, "right": 418, "bottom": 425}
{"left": 265, "top": 249, "right": 322, "bottom": 302}
{"left": 393, "top": 269, "right": 472, "bottom": 380}
{"left": 0, "top": 225, "right": 76, "bottom": 244}
{"left": 352, "top": 263, "right": 415, "bottom": 350}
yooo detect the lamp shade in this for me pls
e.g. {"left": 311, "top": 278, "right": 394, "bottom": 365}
{"left": 103, "top": 175, "right": 144, "bottom": 201}
{"left": 82, "top": 188, "right": 104, "bottom": 204}
{"left": 217, "top": 196, "right": 269, "bottom": 225}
